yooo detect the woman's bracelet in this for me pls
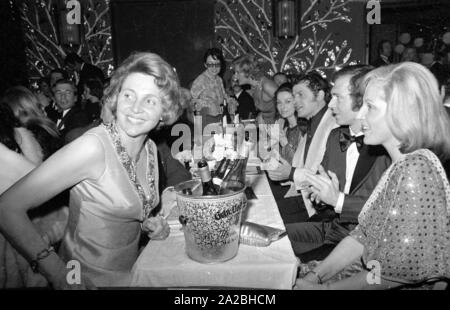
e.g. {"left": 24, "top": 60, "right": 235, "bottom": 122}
{"left": 30, "top": 245, "right": 55, "bottom": 273}
{"left": 306, "top": 270, "right": 323, "bottom": 285}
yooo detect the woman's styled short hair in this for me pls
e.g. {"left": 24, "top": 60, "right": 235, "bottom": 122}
{"left": 231, "top": 54, "right": 264, "bottom": 80}
{"left": 362, "top": 62, "right": 450, "bottom": 159}
{"left": 103, "top": 52, "right": 182, "bottom": 125}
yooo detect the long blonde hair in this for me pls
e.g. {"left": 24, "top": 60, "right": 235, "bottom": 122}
{"left": 362, "top": 62, "right": 450, "bottom": 159}
{"left": 1, "top": 86, "right": 59, "bottom": 138}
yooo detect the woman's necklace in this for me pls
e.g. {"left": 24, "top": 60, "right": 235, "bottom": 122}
{"left": 104, "top": 121, "right": 157, "bottom": 220}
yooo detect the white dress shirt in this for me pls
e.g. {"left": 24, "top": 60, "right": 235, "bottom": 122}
{"left": 335, "top": 128, "right": 363, "bottom": 213}
{"left": 57, "top": 108, "right": 71, "bottom": 130}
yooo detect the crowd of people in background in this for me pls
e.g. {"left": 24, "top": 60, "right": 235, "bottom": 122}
{"left": 0, "top": 43, "right": 449, "bottom": 289}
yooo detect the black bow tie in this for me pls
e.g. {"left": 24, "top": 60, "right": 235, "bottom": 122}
{"left": 339, "top": 131, "right": 364, "bottom": 152}
{"left": 298, "top": 118, "right": 310, "bottom": 136}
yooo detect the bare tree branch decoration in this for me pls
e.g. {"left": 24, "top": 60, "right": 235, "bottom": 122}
{"left": 215, "top": 0, "right": 354, "bottom": 76}
{"left": 19, "top": 0, "right": 113, "bottom": 78}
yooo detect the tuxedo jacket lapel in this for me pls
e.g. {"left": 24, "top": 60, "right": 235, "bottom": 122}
{"left": 349, "top": 144, "right": 378, "bottom": 193}
{"left": 57, "top": 108, "right": 74, "bottom": 131}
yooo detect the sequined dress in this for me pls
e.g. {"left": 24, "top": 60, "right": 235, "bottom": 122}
{"left": 349, "top": 149, "right": 450, "bottom": 288}
{"left": 59, "top": 124, "right": 159, "bottom": 287}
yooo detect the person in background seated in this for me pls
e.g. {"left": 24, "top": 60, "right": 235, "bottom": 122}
{"left": 0, "top": 52, "right": 181, "bottom": 288}
{"left": 273, "top": 72, "right": 289, "bottom": 86}
{"left": 35, "top": 77, "right": 52, "bottom": 114}
{"left": 81, "top": 78, "right": 104, "bottom": 123}
{"left": 1, "top": 86, "right": 61, "bottom": 163}
{"left": 232, "top": 54, "right": 278, "bottom": 124}
{"left": 400, "top": 46, "right": 418, "bottom": 63}
{"left": 230, "top": 77, "right": 256, "bottom": 120}
{"left": 0, "top": 103, "right": 66, "bottom": 288}
{"left": 64, "top": 52, "right": 105, "bottom": 97}
{"left": 371, "top": 40, "right": 392, "bottom": 67}
{"left": 286, "top": 65, "right": 390, "bottom": 262}
{"left": 52, "top": 79, "right": 90, "bottom": 142}
{"left": 267, "top": 72, "right": 338, "bottom": 224}
{"left": 295, "top": 62, "right": 450, "bottom": 290}
{"left": 429, "top": 51, "right": 450, "bottom": 88}
{"left": 272, "top": 82, "right": 301, "bottom": 165}
{"left": 45, "top": 68, "right": 69, "bottom": 123}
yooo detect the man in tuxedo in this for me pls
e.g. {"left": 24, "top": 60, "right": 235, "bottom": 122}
{"left": 45, "top": 68, "right": 69, "bottom": 123}
{"left": 267, "top": 72, "right": 338, "bottom": 223}
{"left": 231, "top": 78, "right": 256, "bottom": 120}
{"left": 371, "top": 40, "right": 392, "bottom": 68}
{"left": 65, "top": 53, "right": 105, "bottom": 96}
{"left": 52, "top": 79, "right": 90, "bottom": 141}
{"left": 285, "top": 65, "right": 391, "bottom": 262}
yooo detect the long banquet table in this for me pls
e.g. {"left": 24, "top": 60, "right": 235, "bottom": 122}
{"left": 130, "top": 173, "right": 299, "bottom": 289}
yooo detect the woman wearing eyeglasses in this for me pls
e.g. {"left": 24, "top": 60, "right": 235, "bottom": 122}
{"left": 190, "top": 48, "right": 237, "bottom": 129}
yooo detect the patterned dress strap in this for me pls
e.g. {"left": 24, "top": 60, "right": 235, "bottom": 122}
{"left": 104, "top": 122, "right": 158, "bottom": 221}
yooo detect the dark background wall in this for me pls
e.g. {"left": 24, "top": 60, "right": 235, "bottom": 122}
{"left": 369, "top": 0, "right": 450, "bottom": 63}
{"left": 0, "top": 0, "right": 28, "bottom": 95}
{"left": 110, "top": 0, "right": 215, "bottom": 88}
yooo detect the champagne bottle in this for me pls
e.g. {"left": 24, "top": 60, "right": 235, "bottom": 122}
{"left": 182, "top": 188, "right": 193, "bottom": 195}
{"left": 198, "top": 159, "right": 219, "bottom": 196}
{"left": 213, "top": 158, "right": 231, "bottom": 186}
{"left": 222, "top": 99, "right": 231, "bottom": 127}
{"left": 219, "top": 141, "right": 253, "bottom": 194}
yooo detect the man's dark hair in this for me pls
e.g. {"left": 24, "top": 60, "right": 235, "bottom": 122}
{"left": 83, "top": 78, "right": 104, "bottom": 100}
{"left": 65, "top": 53, "right": 83, "bottom": 66}
{"left": 49, "top": 68, "right": 68, "bottom": 79}
{"left": 203, "top": 48, "right": 224, "bottom": 64}
{"left": 53, "top": 78, "right": 77, "bottom": 95}
{"left": 273, "top": 72, "right": 287, "bottom": 79}
{"left": 333, "top": 64, "right": 374, "bottom": 110}
{"left": 203, "top": 48, "right": 225, "bottom": 76}
{"left": 274, "top": 82, "right": 293, "bottom": 101}
{"left": 293, "top": 71, "right": 332, "bottom": 103}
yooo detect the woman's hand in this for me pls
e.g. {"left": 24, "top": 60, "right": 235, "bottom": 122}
{"left": 159, "top": 187, "right": 177, "bottom": 219}
{"left": 51, "top": 270, "right": 97, "bottom": 290}
{"left": 293, "top": 278, "right": 327, "bottom": 290}
{"left": 142, "top": 216, "right": 170, "bottom": 240}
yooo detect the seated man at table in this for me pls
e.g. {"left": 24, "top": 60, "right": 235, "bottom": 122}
{"left": 267, "top": 72, "right": 337, "bottom": 224}
{"left": 285, "top": 65, "right": 391, "bottom": 262}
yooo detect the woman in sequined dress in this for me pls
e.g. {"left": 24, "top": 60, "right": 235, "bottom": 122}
{"left": 295, "top": 62, "right": 450, "bottom": 289}
{"left": 0, "top": 52, "right": 182, "bottom": 289}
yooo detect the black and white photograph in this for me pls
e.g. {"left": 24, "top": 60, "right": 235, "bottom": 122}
{"left": 0, "top": 0, "right": 449, "bottom": 296}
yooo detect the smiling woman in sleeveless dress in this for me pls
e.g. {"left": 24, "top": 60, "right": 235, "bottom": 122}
{"left": 0, "top": 52, "right": 182, "bottom": 289}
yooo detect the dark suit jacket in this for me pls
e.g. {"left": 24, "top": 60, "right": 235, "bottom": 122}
{"left": 370, "top": 56, "right": 390, "bottom": 68}
{"left": 234, "top": 90, "right": 257, "bottom": 120}
{"left": 57, "top": 105, "right": 91, "bottom": 138}
{"left": 45, "top": 103, "right": 61, "bottom": 123}
{"left": 429, "top": 62, "right": 449, "bottom": 87}
{"left": 318, "top": 127, "right": 391, "bottom": 243}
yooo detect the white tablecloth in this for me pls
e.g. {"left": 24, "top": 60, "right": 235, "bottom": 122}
{"left": 130, "top": 174, "right": 299, "bottom": 289}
